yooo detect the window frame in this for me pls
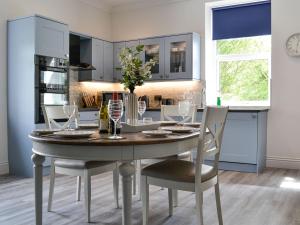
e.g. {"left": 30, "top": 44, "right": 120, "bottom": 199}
{"left": 213, "top": 37, "right": 271, "bottom": 106}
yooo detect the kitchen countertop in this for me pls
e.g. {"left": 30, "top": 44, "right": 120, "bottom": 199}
{"left": 79, "top": 106, "right": 270, "bottom": 112}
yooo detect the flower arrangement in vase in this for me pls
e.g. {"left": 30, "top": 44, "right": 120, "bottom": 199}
{"left": 117, "top": 45, "right": 155, "bottom": 124}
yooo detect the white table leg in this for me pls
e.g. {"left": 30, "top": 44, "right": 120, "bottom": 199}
{"left": 119, "top": 161, "right": 135, "bottom": 225}
{"left": 31, "top": 153, "right": 45, "bottom": 225}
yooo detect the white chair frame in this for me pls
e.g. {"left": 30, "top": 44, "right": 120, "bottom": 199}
{"left": 43, "top": 105, "right": 119, "bottom": 222}
{"left": 135, "top": 104, "right": 197, "bottom": 203}
{"left": 160, "top": 104, "right": 197, "bottom": 123}
{"left": 141, "top": 106, "right": 229, "bottom": 225}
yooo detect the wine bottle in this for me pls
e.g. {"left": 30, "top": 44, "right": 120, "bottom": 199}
{"left": 99, "top": 101, "right": 109, "bottom": 134}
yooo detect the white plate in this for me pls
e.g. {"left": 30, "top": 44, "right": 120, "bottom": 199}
{"left": 161, "top": 126, "right": 194, "bottom": 133}
{"left": 183, "top": 122, "right": 201, "bottom": 128}
{"left": 142, "top": 130, "right": 172, "bottom": 137}
{"left": 159, "top": 121, "right": 178, "bottom": 126}
{"left": 53, "top": 130, "right": 95, "bottom": 138}
{"left": 78, "top": 123, "right": 99, "bottom": 129}
{"left": 122, "top": 122, "right": 161, "bottom": 133}
{"left": 32, "top": 129, "right": 61, "bottom": 135}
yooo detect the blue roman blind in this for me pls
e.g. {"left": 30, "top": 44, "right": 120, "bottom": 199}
{"left": 212, "top": 1, "right": 271, "bottom": 40}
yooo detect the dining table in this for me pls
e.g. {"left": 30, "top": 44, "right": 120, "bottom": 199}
{"left": 29, "top": 130, "right": 199, "bottom": 225}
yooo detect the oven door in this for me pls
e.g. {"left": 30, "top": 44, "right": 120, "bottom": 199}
{"left": 40, "top": 69, "right": 68, "bottom": 92}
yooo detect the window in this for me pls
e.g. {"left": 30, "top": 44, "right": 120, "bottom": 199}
{"left": 216, "top": 35, "right": 271, "bottom": 105}
{"left": 205, "top": 1, "right": 271, "bottom": 106}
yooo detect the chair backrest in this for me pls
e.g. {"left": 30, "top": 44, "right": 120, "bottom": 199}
{"left": 160, "top": 104, "right": 197, "bottom": 122}
{"left": 195, "top": 106, "right": 229, "bottom": 183}
{"left": 43, "top": 105, "right": 79, "bottom": 129}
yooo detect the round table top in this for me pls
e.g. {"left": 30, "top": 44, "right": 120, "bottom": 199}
{"left": 29, "top": 130, "right": 200, "bottom": 146}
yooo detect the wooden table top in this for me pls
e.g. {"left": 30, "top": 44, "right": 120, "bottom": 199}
{"left": 29, "top": 130, "right": 199, "bottom": 146}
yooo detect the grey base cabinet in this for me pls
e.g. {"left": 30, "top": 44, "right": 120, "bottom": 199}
{"left": 144, "top": 110, "right": 267, "bottom": 173}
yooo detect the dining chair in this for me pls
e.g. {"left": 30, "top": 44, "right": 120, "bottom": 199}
{"left": 141, "top": 106, "right": 229, "bottom": 225}
{"left": 135, "top": 104, "right": 197, "bottom": 203}
{"left": 160, "top": 104, "right": 197, "bottom": 123}
{"left": 42, "top": 105, "right": 119, "bottom": 223}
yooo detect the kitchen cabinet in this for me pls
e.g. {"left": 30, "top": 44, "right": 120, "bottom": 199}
{"left": 92, "top": 38, "right": 104, "bottom": 81}
{"left": 79, "top": 38, "right": 114, "bottom": 82}
{"left": 113, "top": 40, "right": 141, "bottom": 82}
{"left": 126, "top": 40, "right": 140, "bottom": 49}
{"left": 164, "top": 33, "right": 200, "bottom": 80}
{"left": 35, "top": 16, "right": 69, "bottom": 59}
{"left": 111, "top": 33, "right": 200, "bottom": 83}
{"left": 113, "top": 42, "right": 126, "bottom": 82}
{"left": 220, "top": 113, "right": 258, "bottom": 164}
{"left": 79, "top": 111, "right": 99, "bottom": 123}
{"left": 103, "top": 41, "right": 114, "bottom": 82}
{"left": 140, "top": 37, "right": 165, "bottom": 80}
{"left": 144, "top": 109, "right": 267, "bottom": 173}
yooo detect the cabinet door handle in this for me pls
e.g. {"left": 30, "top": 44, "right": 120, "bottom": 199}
{"left": 99, "top": 76, "right": 103, "bottom": 79}
{"left": 160, "top": 75, "right": 163, "bottom": 79}
{"left": 251, "top": 114, "right": 257, "bottom": 119}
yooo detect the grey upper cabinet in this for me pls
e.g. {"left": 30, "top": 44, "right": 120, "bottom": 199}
{"left": 111, "top": 33, "right": 201, "bottom": 83}
{"left": 113, "top": 42, "right": 126, "bottom": 82}
{"left": 92, "top": 38, "right": 104, "bottom": 81}
{"left": 103, "top": 41, "right": 114, "bottom": 82}
{"left": 164, "top": 33, "right": 200, "bottom": 80}
{"left": 140, "top": 37, "right": 165, "bottom": 80}
{"left": 125, "top": 40, "right": 140, "bottom": 50}
{"left": 35, "top": 16, "right": 69, "bottom": 59}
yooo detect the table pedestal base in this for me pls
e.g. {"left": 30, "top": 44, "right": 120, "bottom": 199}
{"left": 119, "top": 161, "right": 135, "bottom": 225}
{"left": 32, "top": 153, "right": 45, "bottom": 225}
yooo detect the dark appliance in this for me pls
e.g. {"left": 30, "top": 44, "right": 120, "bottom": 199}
{"left": 35, "top": 55, "right": 69, "bottom": 123}
{"left": 102, "top": 91, "right": 127, "bottom": 103}
{"left": 69, "top": 33, "right": 96, "bottom": 71}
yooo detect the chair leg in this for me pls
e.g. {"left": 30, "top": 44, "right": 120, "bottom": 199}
{"left": 113, "top": 168, "right": 120, "bottom": 208}
{"left": 133, "top": 161, "right": 137, "bottom": 195}
{"left": 137, "top": 160, "right": 142, "bottom": 200}
{"left": 141, "top": 176, "right": 149, "bottom": 225}
{"left": 215, "top": 182, "right": 223, "bottom": 225}
{"left": 47, "top": 161, "right": 55, "bottom": 212}
{"left": 172, "top": 189, "right": 178, "bottom": 207}
{"left": 84, "top": 170, "right": 91, "bottom": 223}
{"left": 76, "top": 176, "right": 81, "bottom": 201}
{"left": 196, "top": 190, "right": 204, "bottom": 225}
{"left": 168, "top": 188, "right": 173, "bottom": 216}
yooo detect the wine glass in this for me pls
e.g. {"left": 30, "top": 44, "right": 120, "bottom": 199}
{"left": 108, "top": 100, "right": 124, "bottom": 139}
{"left": 178, "top": 100, "right": 191, "bottom": 123}
{"left": 63, "top": 102, "right": 76, "bottom": 130}
{"left": 138, "top": 101, "right": 146, "bottom": 121}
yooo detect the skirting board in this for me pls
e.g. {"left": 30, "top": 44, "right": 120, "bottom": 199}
{"left": 267, "top": 157, "right": 300, "bottom": 170}
{"left": 0, "top": 162, "right": 9, "bottom": 175}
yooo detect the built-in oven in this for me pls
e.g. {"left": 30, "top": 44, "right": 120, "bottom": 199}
{"left": 35, "top": 55, "right": 69, "bottom": 123}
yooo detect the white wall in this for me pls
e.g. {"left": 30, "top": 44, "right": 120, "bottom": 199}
{"left": 111, "top": 0, "right": 300, "bottom": 169}
{"left": 267, "top": 0, "right": 300, "bottom": 169}
{"left": 112, "top": 0, "right": 206, "bottom": 79}
{"left": 0, "top": 0, "right": 112, "bottom": 174}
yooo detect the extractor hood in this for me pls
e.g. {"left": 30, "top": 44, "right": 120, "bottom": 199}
{"left": 69, "top": 33, "right": 96, "bottom": 71}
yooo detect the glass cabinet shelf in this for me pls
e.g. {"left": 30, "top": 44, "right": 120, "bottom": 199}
{"left": 170, "top": 41, "right": 187, "bottom": 73}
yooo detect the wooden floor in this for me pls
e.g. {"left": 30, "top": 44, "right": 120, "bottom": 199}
{"left": 1, "top": 168, "right": 300, "bottom": 225}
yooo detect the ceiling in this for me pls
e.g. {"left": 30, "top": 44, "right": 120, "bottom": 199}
{"left": 96, "top": 0, "right": 144, "bottom": 7}
{"left": 79, "top": 0, "right": 148, "bottom": 11}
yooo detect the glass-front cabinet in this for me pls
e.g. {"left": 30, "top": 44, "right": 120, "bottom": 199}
{"left": 164, "top": 33, "right": 200, "bottom": 80}
{"left": 140, "top": 37, "right": 164, "bottom": 80}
